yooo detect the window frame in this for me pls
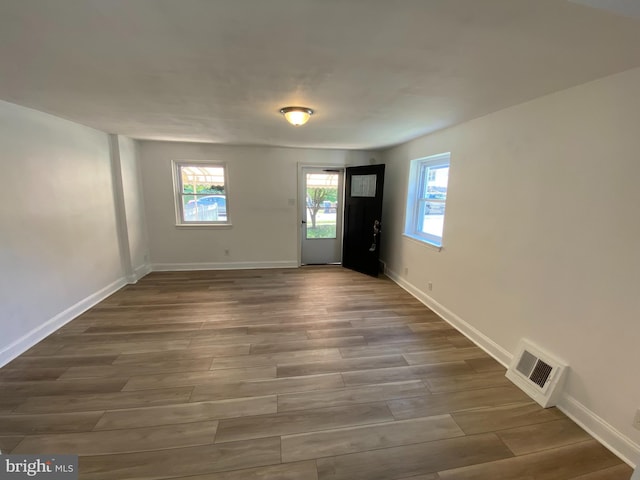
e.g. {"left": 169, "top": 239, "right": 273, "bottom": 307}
{"left": 404, "top": 153, "right": 450, "bottom": 248}
{"left": 172, "top": 160, "right": 231, "bottom": 227}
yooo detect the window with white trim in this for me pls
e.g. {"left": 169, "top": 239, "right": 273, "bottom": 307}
{"left": 405, "top": 153, "right": 450, "bottom": 247}
{"left": 173, "top": 162, "right": 230, "bottom": 225}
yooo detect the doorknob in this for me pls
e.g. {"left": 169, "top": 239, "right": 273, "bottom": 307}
{"left": 369, "top": 220, "right": 381, "bottom": 252}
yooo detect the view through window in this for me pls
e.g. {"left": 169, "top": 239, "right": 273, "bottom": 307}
{"left": 305, "top": 172, "right": 339, "bottom": 239}
{"left": 175, "top": 163, "right": 228, "bottom": 224}
{"left": 405, "top": 153, "right": 450, "bottom": 246}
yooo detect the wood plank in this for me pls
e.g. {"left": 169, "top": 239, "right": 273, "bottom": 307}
{"left": 113, "top": 345, "right": 251, "bottom": 365}
{"left": 339, "top": 342, "right": 451, "bottom": 359}
{"left": 15, "top": 387, "right": 194, "bottom": 414}
{"left": 4, "top": 355, "right": 118, "bottom": 368}
{"left": 277, "top": 355, "right": 408, "bottom": 377}
{"left": 387, "top": 387, "right": 530, "bottom": 420}
{"left": 437, "top": 440, "right": 621, "bottom": 480}
{"left": 169, "top": 460, "right": 319, "bottom": 480}
{"left": 387, "top": 474, "right": 438, "bottom": 480}
{"left": 13, "top": 420, "right": 218, "bottom": 455}
{"left": 277, "top": 380, "right": 428, "bottom": 412}
{"left": 0, "top": 377, "right": 127, "bottom": 397}
{"left": 282, "top": 414, "right": 464, "bottom": 462}
{"left": 80, "top": 437, "right": 282, "bottom": 480}
{"left": 50, "top": 330, "right": 198, "bottom": 343}
{"left": 446, "top": 335, "right": 476, "bottom": 348}
{"left": 0, "top": 397, "right": 20, "bottom": 414}
{"left": 568, "top": 464, "right": 634, "bottom": 479}
{"left": 122, "top": 366, "right": 277, "bottom": 391}
{"left": 425, "top": 370, "right": 511, "bottom": 393}
{"left": 451, "top": 402, "right": 565, "bottom": 435}
{"left": 0, "top": 436, "right": 23, "bottom": 453}
{"left": 0, "top": 412, "right": 103, "bottom": 435}
{"left": 84, "top": 321, "right": 206, "bottom": 333}
{"left": 215, "top": 403, "right": 394, "bottom": 443}
{"left": 208, "top": 348, "right": 342, "bottom": 370}
{"left": 55, "top": 339, "right": 192, "bottom": 356}
{"left": 306, "top": 326, "right": 413, "bottom": 339}
{"left": 247, "top": 320, "right": 351, "bottom": 333}
{"left": 316, "top": 433, "right": 513, "bottom": 480}
{"left": 250, "top": 337, "right": 367, "bottom": 355}
{"left": 403, "top": 347, "right": 489, "bottom": 365}
{"left": 60, "top": 358, "right": 214, "bottom": 379}
{"left": 0, "top": 367, "right": 67, "bottom": 381}
{"left": 190, "top": 332, "right": 309, "bottom": 348}
{"left": 497, "top": 418, "right": 593, "bottom": 455}
{"left": 21, "top": 342, "right": 63, "bottom": 356}
{"left": 364, "top": 330, "right": 460, "bottom": 346}
{"left": 95, "top": 396, "right": 277, "bottom": 430}
{"left": 464, "top": 357, "right": 505, "bottom": 373}
{"left": 341, "top": 362, "right": 474, "bottom": 386}
{"left": 190, "top": 373, "right": 344, "bottom": 402}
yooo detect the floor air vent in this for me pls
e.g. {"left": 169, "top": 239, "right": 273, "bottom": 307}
{"left": 506, "top": 340, "right": 568, "bottom": 408}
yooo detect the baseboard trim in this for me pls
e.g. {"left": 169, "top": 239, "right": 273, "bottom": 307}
{"left": 384, "top": 267, "right": 511, "bottom": 367}
{"left": 558, "top": 395, "right": 639, "bottom": 468}
{"left": 151, "top": 261, "right": 299, "bottom": 271}
{"left": 384, "top": 265, "right": 640, "bottom": 469}
{"left": 0, "top": 277, "right": 127, "bottom": 368}
{"left": 128, "top": 263, "right": 152, "bottom": 283}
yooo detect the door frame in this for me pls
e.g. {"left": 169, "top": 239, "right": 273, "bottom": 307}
{"left": 297, "top": 163, "right": 346, "bottom": 266}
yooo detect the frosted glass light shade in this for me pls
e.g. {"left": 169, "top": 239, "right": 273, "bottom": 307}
{"left": 280, "top": 106, "right": 314, "bottom": 126}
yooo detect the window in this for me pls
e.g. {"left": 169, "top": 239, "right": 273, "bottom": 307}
{"left": 173, "top": 162, "right": 230, "bottom": 225}
{"left": 405, "top": 153, "right": 450, "bottom": 247}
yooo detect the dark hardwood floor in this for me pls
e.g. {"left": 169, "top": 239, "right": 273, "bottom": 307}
{"left": 0, "top": 267, "right": 632, "bottom": 479}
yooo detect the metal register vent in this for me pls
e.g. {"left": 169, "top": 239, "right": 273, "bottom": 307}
{"left": 516, "top": 350, "right": 553, "bottom": 388}
{"left": 506, "top": 340, "right": 568, "bottom": 408}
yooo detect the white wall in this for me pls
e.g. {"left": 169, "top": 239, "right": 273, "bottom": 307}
{"left": 117, "top": 135, "right": 150, "bottom": 278}
{"left": 138, "top": 141, "right": 374, "bottom": 269}
{"left": 0, "top": 101, "right": 126, "bottom": 365}
{"left": 381, "top": 67, "right": 640, "bottom": 464}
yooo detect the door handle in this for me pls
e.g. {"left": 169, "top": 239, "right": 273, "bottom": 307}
{"left": 301, "top": 220, "right": 307, "bottom": 224}
{"left": 369, "top": 220, "right": 381, "bottom": 252}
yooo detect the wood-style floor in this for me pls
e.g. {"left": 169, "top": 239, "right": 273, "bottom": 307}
{"left": 0, "top": 267, "right": 631, "bottom": 479}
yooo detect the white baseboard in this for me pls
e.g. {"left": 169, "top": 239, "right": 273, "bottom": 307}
{"left": 0, "top": 277, "right": 127, "bottom": 368}
{"left": 384, "top": 265, "right": 640, "bottom": 469}
{"left": 384, "top": 266, "right": 511, "bottom": 367}
{"left": 128, "top": 263, "right": 152, "bottom": 283}
{"left": 558, "top": 396, "right": 639, "bottom": 468}
{"left": 151, "top": 261, "right": 299, "bottom": 271}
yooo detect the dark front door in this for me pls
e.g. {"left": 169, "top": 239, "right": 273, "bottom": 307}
{"left": 342, "top": 164, "right": 385, "bottom": 277}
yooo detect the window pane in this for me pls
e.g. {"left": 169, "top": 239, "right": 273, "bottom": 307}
{"left": 422, "top": 165, "right": 449, "bottom": 200}
{"left": 420, "top": 201, "right": 445, "bottom": 239}
{"left": 306, "top": 172, "right": 338, "bottom": 239}
{"left": 183, "top": 194, "right": 227, "bottom": 222}
{"left": 180, "top": 166, "right": 225, "bottom": 195}
{"left": 351, "top": 174, "right": 376, "bottom": 197}
{"left": 405, "top": 153, "right": 450, "bottom": 247}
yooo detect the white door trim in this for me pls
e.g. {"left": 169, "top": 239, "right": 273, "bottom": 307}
{"left": 297, "top": 163, "right": 346, "bottom": 266}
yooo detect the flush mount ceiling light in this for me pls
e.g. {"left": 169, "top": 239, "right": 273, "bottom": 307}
{"left": 279, "top": 106, "right": 314, "bottom": 126}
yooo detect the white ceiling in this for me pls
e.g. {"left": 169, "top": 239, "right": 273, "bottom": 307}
{"left": 1, "top": 0, "right": 639, "bottom": 150}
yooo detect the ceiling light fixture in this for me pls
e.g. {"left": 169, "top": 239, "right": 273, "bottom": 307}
{"left": 280, "top": 106, "right": 314, "bottom": 126}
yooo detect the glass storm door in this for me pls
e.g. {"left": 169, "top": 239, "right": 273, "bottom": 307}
{"left": 300, "top": 167, "right": 344, "bottom": 265}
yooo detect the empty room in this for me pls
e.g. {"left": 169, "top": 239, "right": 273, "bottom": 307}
{"left": 1, "top": 0, "right": 639, "bottom": 479}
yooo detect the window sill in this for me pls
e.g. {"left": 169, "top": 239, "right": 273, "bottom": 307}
{"left": 402, "top": 233, "right": 442, "bottom": 252}
{"left": 175, "top": 223, "right": 233, "bottom": 229}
